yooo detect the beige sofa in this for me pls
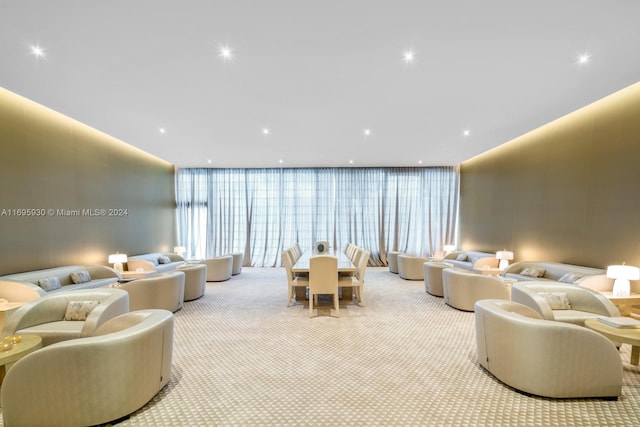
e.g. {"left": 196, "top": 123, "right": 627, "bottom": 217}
{"left": 117, "top": 271, "right": 185, "bottom": 312}
{"left": 444, "top": 251, "right": 499, "bottom": 271}
{"left": 475, "top": 299, "right": 622, "bottom": 399}
{"left": 1, "top": 288, "right": 130, "bottom": 346}
{"left": 511, "top": 282, "right": 619, "bottom": 325}
{"left": 127, "top": 252, "right": 185, "bottom": 273}
{"left": 1, "top": 309, "right": 174, "bottom": 427}
{"left": 0, "top": 265, "right": 121, "bottom": 297}
{"left": 502, "top": 261, "right": 607, "bottom": 287}
{"left": 442, "top": 268, "right": 511, "bottom": 311}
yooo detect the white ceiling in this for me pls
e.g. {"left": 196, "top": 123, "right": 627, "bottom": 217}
{"left": 2, "top": 1, "right": 640, "bottom": 168}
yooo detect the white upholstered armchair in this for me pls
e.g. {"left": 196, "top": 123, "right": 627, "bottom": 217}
{"left": 1, "top": 288, "right": 129, "bottom": 346}
{"left": 1, "top": 309, "right": 174, "bottom": 427}
{"left": 397, "top": 254, "right": 429, "bottom": 280}
{"left": 511, "top": 282, "right": 620, "bottom": 325}
{"left": 201, "top": 255, "right": 233, "bottom": 282}
{"left": 475, "top": 299, "right": 622, "bottom": 399}
{"left": 442, "top": 268, "right": 511, "bottom": 311}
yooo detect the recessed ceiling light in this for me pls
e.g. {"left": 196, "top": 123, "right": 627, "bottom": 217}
{"left": 30, "top": 44, "right": 45, "bottom": 59}
{"left": 159, "top": 127, "right": 166, "bottom": 135}
{"left": 262, "top": 128, "right": 270, "bottom": 135}
{"left": 219, "top": 44, "right": 233, "bottom": 62}
{"left": 577, "top": 53, "right": 591, "bottom": 66}
{"left": 363, "top": 128, "right": 371, "bottom": 137}
{"left": 463, "top": 129, "right": 471, "bottom": 137}
{"left": 418, "top": 160, "right": 423, "bottom": 165}
{"left": 279, "top": 159, "right": 283, "bottom": 164}
{"left": 207, "top": 159, "right": 212, "bottom": 164}
{"left": 349, "top": 160, "right": 354, "bottom": 164}
{"left": 403, "top": 49, "right": 416, "bottom": 64}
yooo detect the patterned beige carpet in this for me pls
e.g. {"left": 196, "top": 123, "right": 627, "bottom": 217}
{"left": 8, "top": 267, "right": 640, "bottom": 426}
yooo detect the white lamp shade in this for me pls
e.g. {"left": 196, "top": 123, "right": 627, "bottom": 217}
{"left": 174, "top": 246, "right": 186, "bottom": 254}
{"left": 607, "top": 265, "right": 640, "bottom": 280}
{"left": 496, "top": 251, "right": 514, "bottom": 261}
{"left": 108, "top": 253, "right": 128, "bottom": 264}
{"left": 607, "top": 265, "right": 639, "bottom": 297}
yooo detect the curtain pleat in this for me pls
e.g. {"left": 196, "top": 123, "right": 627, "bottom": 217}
{"left": 175, "top": 167, "right": 459, "bottom": 267}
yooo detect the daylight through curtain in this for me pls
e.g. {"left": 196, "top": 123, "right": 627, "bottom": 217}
{"left": 176, "top": 167, "right": 459, "bottom": 267}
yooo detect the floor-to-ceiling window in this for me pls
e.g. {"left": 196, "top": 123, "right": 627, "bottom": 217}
{"left": 176, "top": 167, "right": 459, "bottom": 267}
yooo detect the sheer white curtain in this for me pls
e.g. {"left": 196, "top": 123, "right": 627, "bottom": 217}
{"left": 176, "top": 167, "right": 459, "bottom": 267}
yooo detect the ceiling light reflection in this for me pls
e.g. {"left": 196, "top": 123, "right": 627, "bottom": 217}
{"left": 577, "top": 53, "right": 591, "bottom": 66}
{"left": 30, "top": 45, "right": 45, "bottom": 58}
{"left": 403, "top": 49, "right": 415, "bottom": 64}
{"left": 219, "top": 45, "right": 233, "bottom": 62}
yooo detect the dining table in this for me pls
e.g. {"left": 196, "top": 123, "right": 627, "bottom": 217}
{"left": 291, "top": 251, "right": 357, "bottom": 301}
{"left": 291, "top": 251, "right": 357, "bottom": 274}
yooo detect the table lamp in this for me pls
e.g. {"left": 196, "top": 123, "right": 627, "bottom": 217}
{"left": 108, "top": 253, "right": 127, "bottom": 273}
{"left": 607, "top": 264, "right": 640, "bottom": 297}
{"left": 174, "top": 246, "right": 186, "bottom": 258}
{"left": 496, "top": 250, "right": 514, "bottom": 270}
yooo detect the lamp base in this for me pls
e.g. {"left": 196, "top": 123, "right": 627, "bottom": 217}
{"left": 612, "top": 278, "right": 631, "bottom": 298}
{"left": 498, "top": 259, "right": 509, "bottom": 270}
{"left": 113, "top": 262, "right": 124, "bottom": 273}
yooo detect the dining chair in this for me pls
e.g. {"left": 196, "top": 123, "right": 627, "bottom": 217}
{"left": 339, "top": 250, "right": 370, "bottom": 306}
{"left": 309, "top": 255, "right": 339, "bottom": 318}
{"left": 283, "top": 250, "right": 308, "bottom": 306}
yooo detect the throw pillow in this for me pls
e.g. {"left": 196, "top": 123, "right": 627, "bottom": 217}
{"left": 558, "top": 273, "right": 582, "bottom": 284}
{"left": 158, "top": 255, "right": 172, "bottom": 264}
{"left": 64, "top": 300, "right": 100, "bottom": 321}
{"left": 456, "top": 254, "right": 468, "bottom": 262}
{"left": 70, "top": 270, "right": 92, "bottom": 284}
{"left": 521, "top": 267, "right": 545, "bottom": 278}
{"left": 539, "top": 292, "right": 571, "bottom": 310}
{"left": 35, "top": 276, "right": 62, "bottom": 291}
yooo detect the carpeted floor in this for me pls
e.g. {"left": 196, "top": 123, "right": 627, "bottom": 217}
{"left": 7, "top": 267, "right": 640, "bottom": 426}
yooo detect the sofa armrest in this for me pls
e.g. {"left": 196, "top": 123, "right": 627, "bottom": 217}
{"left": 473, "top": 257, "right": 499, "bottom": 269}
{"left": 2, "top": 298, "right": 68, "bottom": 335}
{"left": 126, "top": 259, "right": 157, "bottom": 272}
{"left": 0, "top": 280, "right": 44, "bottom": 301}
{"left": 80, "top": 291, "right": 130, "bottom": 337}
{"left": 566, "top": 289, "right": 620, "bottom": 317}
{"left": 576, "top": 274, "right": 613, "bottom": 292}
{"left": 511, "top": 284, "right": 555, "bottom": 320}
{"left": 86, "top": 265, "right": 121, "bottom": 280}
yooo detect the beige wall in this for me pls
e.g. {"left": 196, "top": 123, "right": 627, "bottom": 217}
{"left": 459, "top": 82, "right": 640, "bottom": 269}
{"left": 0, "top": 88, "right": 177, "bottom": 276}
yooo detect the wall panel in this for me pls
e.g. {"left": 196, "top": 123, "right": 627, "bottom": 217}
{"left": 0, "top": 88, "right": 176, "bottom": 275}
{"left": 460, "top": 82, "right": 640, "bottom": 269}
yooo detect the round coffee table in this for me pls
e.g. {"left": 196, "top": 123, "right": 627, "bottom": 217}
{"left": 0, "top": 334, "right": 42, "bottom": 383}
{"left": 585, "top": 318, "right": 640, "bottom": 365}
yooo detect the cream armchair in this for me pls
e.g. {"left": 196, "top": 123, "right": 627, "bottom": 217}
{"left": 397, "top": 254, "right": 429, "bottom": 280}
{"left": 442, "top": 268, "right": 511, "bottom": 311}
{"left": 475, "top": 299, "right": 622, "bottom": 399}
{"left": 118, "top": 271, "right": 185, "bottom": 312}
{"left": 201, "top": 255, "right": 233, "bottom": 281}
{"left": 511, "top": 282, "right": 619, "bottom": 325}
{"left": 1, "top": 288, "right": 129, "bottom": 346}
{"left": 1, "top": 309, "right": 174, "bottom": 427}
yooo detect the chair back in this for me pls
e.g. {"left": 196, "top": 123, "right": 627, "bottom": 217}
{"left": 356, "top": 250, "right": 370, "bottom": 282}
{"left": 282, "top": 250, "right": 295, "bottom": 283}
{"left": 309, "top": 255, "right": 338, "bottom": 294}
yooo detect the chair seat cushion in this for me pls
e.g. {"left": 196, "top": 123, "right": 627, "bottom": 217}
{"left": 18, "top": 321, "right": 84, "bottom": 346}
{"left": 552, "top": 309, "right": 603, "bottom": 325}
